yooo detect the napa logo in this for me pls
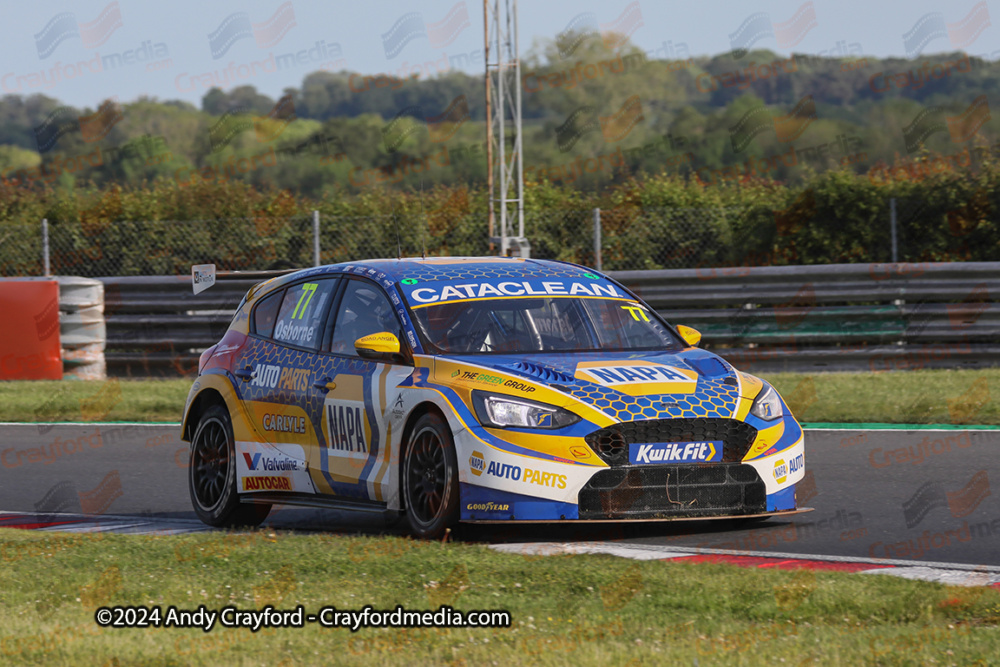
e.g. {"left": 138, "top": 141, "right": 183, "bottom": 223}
{"left": 469, "top": 450, "right": 484, "bottom": 476}
{"left": 575, "top": 360, "right": 698, "bottom": 396}
{"left": 774, "top": 453, "right": 803, "bottom": 484}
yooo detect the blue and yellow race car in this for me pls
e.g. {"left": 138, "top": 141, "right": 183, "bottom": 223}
{"left": 181, "top": 257, "right": 806, "bottom": 537}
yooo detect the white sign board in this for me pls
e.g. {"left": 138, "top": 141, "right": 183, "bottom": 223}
{"left": 192, "top": 264, "right": 216, "bottom": 294}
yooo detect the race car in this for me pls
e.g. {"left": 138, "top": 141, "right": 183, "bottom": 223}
{"left": 181, "top": 257, "right": 807, "bottom": 538}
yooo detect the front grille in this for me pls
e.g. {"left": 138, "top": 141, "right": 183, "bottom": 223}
{"left": 585, "top": 418, "right": 758, "bottom": 466}
{"left": 578, "top": 464, "right": 766, "bottom": 519}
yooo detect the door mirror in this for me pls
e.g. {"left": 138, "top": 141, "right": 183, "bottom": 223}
{"left": 676, "top": 325, "right": 702, "bottom": 347}
{"left": 355, "top": 332, "right": 405, "bottom": 362}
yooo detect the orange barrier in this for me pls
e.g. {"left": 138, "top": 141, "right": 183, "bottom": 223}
{"left": 0, "top": 280, "right": 62, "bottom": 380}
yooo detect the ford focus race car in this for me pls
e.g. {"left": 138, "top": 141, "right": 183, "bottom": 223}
{"left": 181, "top": 257, "right": 807, "bottom": 538}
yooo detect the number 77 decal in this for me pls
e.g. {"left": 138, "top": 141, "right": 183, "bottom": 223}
{"left": 621, "top": 304, "right": 650, "bottom": 321}
{"left": 292, "top": 283, "right": 318, "bottom": 319}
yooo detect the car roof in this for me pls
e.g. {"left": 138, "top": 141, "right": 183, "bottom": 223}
{"left": 244, "top": 257, "right": 607, "bottom": 303}
{"left": 272, "top": 257, "right": 596, "bottom": 286}
{"left": 353, "top": 257, "right": 597, "bottom": 281}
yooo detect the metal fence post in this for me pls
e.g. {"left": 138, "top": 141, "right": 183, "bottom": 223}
{"left": 312, "top": 210, "right": 320, "bottom": 267}
{"left": 890, "top": 198, "right": 898, "bottom": 263}
{"left": 42, "top": 218, "right": 50, "bottom": 276}
{"left": 593, "top": 208, "right": 602, "bottom": 272}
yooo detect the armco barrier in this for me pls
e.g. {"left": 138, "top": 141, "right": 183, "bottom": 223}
{"left": 102, "top": 271, "right": 289, "bottom": 376}
{"left": 614, "top": 262, "right": 1000, "bottom": 373}
{"left": 98, "top": 263, "right": 999, "bottom": 376}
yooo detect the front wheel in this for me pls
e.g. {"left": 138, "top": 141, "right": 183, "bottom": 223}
{"left": 402, "top": 413, "right": 459, "bottom": 539}
{"left": 188, "top": 404, "right": 271, "bottom": 528}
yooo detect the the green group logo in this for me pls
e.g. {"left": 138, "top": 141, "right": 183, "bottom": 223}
{"left": 401, "top": 278, "right": 419, "bottom": 285}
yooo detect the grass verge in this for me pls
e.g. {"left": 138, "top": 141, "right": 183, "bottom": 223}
{"left": 769, "top": 368, "right": 999, "bottom": 426}
{"left": 0, "top": 379, "right": 190, "bottom": 423}
{"left": 1, "top": 529, "right": 998, "bottom": 666}
{"left": 0, "top": 368, "right": 997, "bottom": 425}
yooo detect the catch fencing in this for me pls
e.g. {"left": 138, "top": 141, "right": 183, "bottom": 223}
{"left": 100, "top": 262, "right": 999, "bottom": 376}
{"left": 1, "top": 197, "right": 946, "bottom": 277}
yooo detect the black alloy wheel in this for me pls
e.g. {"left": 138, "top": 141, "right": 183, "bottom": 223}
{"left": 403, "top": 412, "right": 459, "bottom": 539}
{"left": 188, "top": 404, "right": 271, "bottom": 527}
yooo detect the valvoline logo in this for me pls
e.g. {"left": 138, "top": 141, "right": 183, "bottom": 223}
{"left": 242, "top": 452, "right": 299, "bottom": 472}
{"left": 629, "top": 441, "right": 722, "bottom": 465}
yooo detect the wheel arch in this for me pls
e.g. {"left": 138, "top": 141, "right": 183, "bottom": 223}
{"left": 396, "top": 401, "right": 450, "bottom": 511}
{"left": 181, "top": 372, "right": 249, "bottom": 443}
{"left": 182, "top": 388, "right": 228, "bottom": 442}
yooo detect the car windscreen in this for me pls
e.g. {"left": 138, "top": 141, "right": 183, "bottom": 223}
{"left": 408, "top": 295, "right": 681, "bottom": 354}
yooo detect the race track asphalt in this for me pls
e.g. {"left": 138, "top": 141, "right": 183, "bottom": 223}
{"left": 1, "top": 424, "right": 997, "bottom": 566}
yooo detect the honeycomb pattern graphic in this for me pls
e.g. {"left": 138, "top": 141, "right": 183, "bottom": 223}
{"left": 233, "top": 337, "right": 379, "bottom": 447}
{"left": 232, "top": 336, "right": 740, "bottom": 437}
{"left": 360, "top": 258, "right": 587, "bottom": 283}
{"left": 275, "top": 258, "right": 593, "bottom": 290}
{"left": 493, "top": 356, "right": 740, "bottom": 423}
{"left": 564, "top": 376, "right": 740, "bottom": 422}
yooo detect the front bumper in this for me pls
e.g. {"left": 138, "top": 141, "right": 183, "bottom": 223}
{"left": 578, "top": 463, "right": 766, "bottom": 519}
{"left": 457, "top": 413, "right": 804, "bottom": 522}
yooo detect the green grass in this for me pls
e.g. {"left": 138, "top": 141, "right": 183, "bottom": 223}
{"left": 1, "top": 529, "right": 998, "bottom": 666}
{"left": 0, "top": 367, "right": 997, "bottom": 425}
{"left": 0, "top": 379, "right": 190, "bottom": 423}
{"left": 768, "top": 368, "right": 1000, "bottom": 426}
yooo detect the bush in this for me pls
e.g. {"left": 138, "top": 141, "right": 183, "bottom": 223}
{"left": 0, "top": 158, "right": 995, "bottom": 276}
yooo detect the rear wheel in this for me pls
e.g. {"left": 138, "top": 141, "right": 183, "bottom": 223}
{"left": 188, "top": 404, "right": 271, "bottom": 527}
{"left": 402, "top": 413, "right": 459, "bottom": 539}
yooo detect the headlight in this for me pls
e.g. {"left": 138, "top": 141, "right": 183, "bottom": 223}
{"left": 472, "top": 391, "right": 581, "bottom": 429}
{"left": 750, "top": 384, "right": 784, "bottom": 421}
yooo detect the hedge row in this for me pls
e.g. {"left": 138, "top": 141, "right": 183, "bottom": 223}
{"left": 1, "top": 157, "right": 996, "bottom": 275}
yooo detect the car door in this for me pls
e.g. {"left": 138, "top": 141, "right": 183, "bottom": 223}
{"left": 233, "top": 278, "right": 340, "bottom": 495}
{"left": 311, "top": 277, "right": 412, "bottom": 503}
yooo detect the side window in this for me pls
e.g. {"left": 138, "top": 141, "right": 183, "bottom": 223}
{"left": 330, "top": 280, "right": 402, "bottom": 356}
{"left": 272, "top": 280, "right": 338, "bottom": 350}
{"left": 253, "top": 289, "right": 284, "bottom": 338}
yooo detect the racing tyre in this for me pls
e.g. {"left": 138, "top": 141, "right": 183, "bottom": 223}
{"left": 189, "top": 405, "right": 271, "bottom": 528}
{"left": 402, "top": 412, "right": 459, "bottom": 539}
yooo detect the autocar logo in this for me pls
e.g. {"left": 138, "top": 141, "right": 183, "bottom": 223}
{"left": 469, "top": 450, "right": 484, "bottom": 476}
